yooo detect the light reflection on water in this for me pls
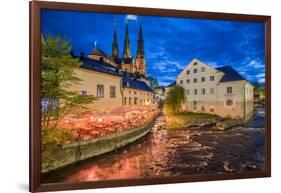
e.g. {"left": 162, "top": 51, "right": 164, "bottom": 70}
{"left": 43, "top": 108, "right": 265, "bottom": 183}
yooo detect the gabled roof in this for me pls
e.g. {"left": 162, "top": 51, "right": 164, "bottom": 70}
{"left": 123, "top": 76, "right": 153, "bottom": 92}
{"left": 166, "top": 81, "right": 176, "bottom": 88}
{"left": 79, "top": 57, "right": 121, "bottom": 77}
{"left": 216, "top": 66, "right": 246, "bottom": 82}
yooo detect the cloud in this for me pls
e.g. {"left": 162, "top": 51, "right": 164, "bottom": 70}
{"left": 247, "top": 59, "right": 264, "bottom": 68}
{"left": 126, "top": 15, "right": 138, "bottom": 21}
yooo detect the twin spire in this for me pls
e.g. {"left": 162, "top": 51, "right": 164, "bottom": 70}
{"left": 112, "top": 18, "right": 144, "bottom": 60}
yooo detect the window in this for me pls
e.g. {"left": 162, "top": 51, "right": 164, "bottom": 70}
{"left": 193, "top": 62, "right": 198, "bottom": 66}
{"left": 193, "top": 68, "right": 198, "bottom": 73}
{"left": 210, "top": 76, "right": 215, "bottom": 81}
{"left": 110, "top": 86, "right": 116, "bottom": 98}
{"left": 201, "top": 88, "right": 206, "bottom": 95}
{"left": 81, "top": 90, "right": 87, "bottom": 95}
{"left": 201, "top": 67, "right": 206, "bottom": 72}
{"left": 129, "top": 97, "right": 132, "bottom": 105}
{"left": 180, "top": 80, "right": 183, "bottom": 84}
{"left": 194, "top": 89, "right": 197, "bottom": 95}
{"left": 201, "top": 77, "right": 205, "bottom": 82}
{"left": 210, "top": 88, "right": 215, "bottom": 95}
{"left": 227, "top": 87, "right": 232, "bottom": 94}
{"left": 186, "top": 89, "right": 190, "bottom": 95}
{"left": 226, "top": 99, "right": 233, "bottom": 106}
{"left": 186, "top": 70, "right": 190, "bottom": 75}
{"left": 134, "top": 97, "right": 138, "bottom": 105}
{"left": 193, "top": 101, "right": 197, "bottom": 110}
{"left": 210, "top": 107, "right": 215, "bottom": 112}
{"left": 124, "top": 97, "right": 127, "bottom": 105}
{"left": 134, "top": 91, "right": 137, "bottom": 94}
{"left": 186, "top": 79, "right": 190, "bottom": 83}
{"left": 201, "top": 106, "right": 205, "bottom": 111}
{"left": 194, "top": 78, "right": 197, "bottom": 83}
{"left": 97, "top": 84, "right": 104, "bottom": 97}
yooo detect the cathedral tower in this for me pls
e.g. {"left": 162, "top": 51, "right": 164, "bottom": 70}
{"left": 135, "top": 19, "right": 146, "bottom": 76}
{"left": 112, "top": 19, "right": 118, "bottom": 59}
{"left": 123, "top": 22, "right": 132, "bottom": 59}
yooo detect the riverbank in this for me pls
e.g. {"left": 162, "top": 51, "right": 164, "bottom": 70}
{"left": 42, "top": 113, "right": 159, "bottom": 173}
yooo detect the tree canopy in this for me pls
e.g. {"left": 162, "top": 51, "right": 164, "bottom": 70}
{"left": 165, "top": 85, "right": 186, "bottom": 114}
{"left": 41, "top": 34, "right": 96, "bottom": 128}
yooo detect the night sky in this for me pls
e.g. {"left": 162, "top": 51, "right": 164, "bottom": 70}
{"left": 41, "top": 9, "right": 265, "bottom": 86}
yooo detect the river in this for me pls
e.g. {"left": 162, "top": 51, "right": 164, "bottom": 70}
{"left": 42, "top": 108, "right": 265, "bottom": 183}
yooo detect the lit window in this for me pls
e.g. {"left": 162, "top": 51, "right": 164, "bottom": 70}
{"left": 227, "top": 87, "right": 232, "bottom": 94}
{"left": 210, "top": 76, "right": 215, "bottom": 81}
{"left": 201, "top": 77, "right": 205, "bottom": 82}
{"left": 97, "top": 84, "right": 104, "bottom": 97}
{"left": 110, "top": 86, "right": 116, "bottom": 98}
{"left": 201, "top": 106, "right": 205, "bottom": 111}
{"left": 193, "top": 101, "right": 197, "bottom": 110}
{"left": 226, "top": 99, "right": 233, "bottom": 106}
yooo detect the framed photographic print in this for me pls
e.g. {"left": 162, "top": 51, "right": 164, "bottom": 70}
{"left": 30, "top": 1, "right": 271, "bottom": 192}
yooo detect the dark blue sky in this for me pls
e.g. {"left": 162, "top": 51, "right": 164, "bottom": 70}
{"left": 42, "top": 9, "right": 265, "bottom": 86}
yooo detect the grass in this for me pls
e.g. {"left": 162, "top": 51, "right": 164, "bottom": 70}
{"left": 173, "top": 112, "right": 219, "bottom": 120}
{"left": 163, "top": 104, "right": 220, "bottom": 129}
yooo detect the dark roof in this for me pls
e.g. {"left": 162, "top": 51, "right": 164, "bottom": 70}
{"left": 79, "top": 57, "right": 121, "bottom": 77}
{"left": 91, "top": 48, "right": 116, "bottom": 63}
{"left": 123, "top": 76, "right": 153, "bottom": 92}
{"left": 166, "top": 81, "right": 176, "bottom": 88}
{"left": 216, "top": 66, "right": 246, "bottom": 82}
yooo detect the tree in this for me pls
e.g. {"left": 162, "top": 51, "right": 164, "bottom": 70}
{"left": 165, "top": 85, "right": 186, "bottom": 114}
{"left": 41, "top": 34, "right": 96, "bottom": 128}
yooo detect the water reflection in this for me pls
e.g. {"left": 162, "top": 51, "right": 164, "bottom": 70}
{"left": 43, "top": 108, "right": 265, "bottom": 183}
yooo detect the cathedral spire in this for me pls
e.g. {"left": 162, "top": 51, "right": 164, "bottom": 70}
{"left": 112, "top": 19, "right": 118, "bottom": 59}
{"left": 136, "top": 18, "right": 144, "bottom": 58}
{"left": 123, "top": 21, "right": 131, "bottom": 59}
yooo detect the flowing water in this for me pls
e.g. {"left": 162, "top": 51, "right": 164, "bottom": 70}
{"left": 43, "top": 108, "right": 265, "bottom": 183}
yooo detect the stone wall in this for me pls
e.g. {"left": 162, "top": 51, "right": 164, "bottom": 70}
{"left": 42, "top": 115, "right": 157, "bottom": 173}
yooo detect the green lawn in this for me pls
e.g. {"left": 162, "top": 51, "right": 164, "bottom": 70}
{"left": 173, "top": 112, "right": 219, "bottom": 120}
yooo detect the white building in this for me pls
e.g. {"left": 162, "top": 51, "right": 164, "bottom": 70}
{"left": 176, "top": 59, "right": 254, "bottom": 119}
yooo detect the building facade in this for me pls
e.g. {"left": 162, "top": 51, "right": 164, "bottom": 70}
{"left": 66, "top": 20, "right": 153, "bottom": 113}
{"left": 176, "top": 59, "right": 254, "bottom": 119}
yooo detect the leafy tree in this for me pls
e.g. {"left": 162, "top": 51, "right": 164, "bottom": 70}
{"left": 165, "top": 85, "right": 186, "bottom": 114}
{"left": 41, "top": 34, "right": 96, "bottom": 128}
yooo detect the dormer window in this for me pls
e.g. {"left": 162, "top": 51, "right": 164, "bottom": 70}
{"left": 193, "top": 62, "right": 198, "bottom": 65}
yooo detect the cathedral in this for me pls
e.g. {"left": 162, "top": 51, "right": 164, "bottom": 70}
{"left": 88, "top": 20, "right": 146, "bottom": 77}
